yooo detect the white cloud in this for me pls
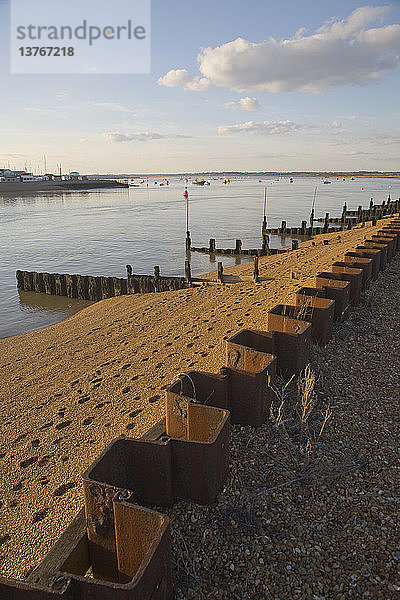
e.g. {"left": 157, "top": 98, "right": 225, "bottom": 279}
{"left": 217, "top": 120, "right": 311, "bottom": 135}
{"left": 158, "top": 69, "right": 211, "bottom": 91}
{"left": 87, "top": 102, "right": 137, "bottom": 115}
{"left": 103, "top": 132, "right": 192, "bottom": 142}
{"left": 160, "top": 6, "right": 400, "bottom": 93}
{"left": 321, "top": 120, "right": 343, "bottom": 129}
{"left": 223, "top": 97, "right": 260, "bottom": 111}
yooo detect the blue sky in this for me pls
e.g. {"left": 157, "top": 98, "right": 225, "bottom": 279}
{"left": 1, "top": 0, "right": 400, "bottom": 173}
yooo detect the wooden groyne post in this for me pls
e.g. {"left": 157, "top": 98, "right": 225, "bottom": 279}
{"left": 217, "top": 262, "right": 224, "bottom": 283}
{"left": 253, "top": 256, "right": 259, "bottom": 283}
{"left": 323, "top": 213, "right": 330, "bottom": 234}
{"left": 185, "top": 260, "right": 191, "bottom": 283}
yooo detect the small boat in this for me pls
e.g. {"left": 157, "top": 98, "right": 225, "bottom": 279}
{"left": 289, "top": 177, "right": 293, "bottom": 183}
{"left": 192, "top": 179, "right": 206, "bottom": 186}
{"left": 323, "top": 180, "right": 332, "bottom": 184}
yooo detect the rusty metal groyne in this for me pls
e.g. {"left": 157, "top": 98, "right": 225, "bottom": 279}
{"left": 2, "top": 217, "right": 399, "bottom": 599}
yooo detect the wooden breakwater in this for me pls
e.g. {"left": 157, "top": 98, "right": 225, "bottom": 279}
{"left": 16, "top": 265, "right": 187, "bottom": 302}
{"left": 190, "top": 238, "right": 284, "bottom": 257}
{"left": 190, "top": 197, "right": 399, "bottom": 257}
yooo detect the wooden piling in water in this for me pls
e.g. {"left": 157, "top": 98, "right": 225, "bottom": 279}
{"left": 217, "top": 262, "right": 223, "bottom": 283}
{"left": 185, "top": 260, "right": 191, "bottom": 283}
{"left": 253, "top": 257, "right": 259, "bottom": 283}
{"left": 323, "top": 213, "right": 330, "bottom": 233}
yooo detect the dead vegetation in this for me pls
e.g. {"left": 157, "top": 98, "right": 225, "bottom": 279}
{"left": 269, "top": 363, "right": 332, "bottom": 460}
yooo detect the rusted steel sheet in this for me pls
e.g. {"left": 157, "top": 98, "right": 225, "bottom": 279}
{"left": 84, "top": 404, "right": 229, "bottom": 508}
{"left": 380, "top": 228, "right": 400, "bottom": 251}
{"left": 362, "top": 242, "right": 387, "bottom": 269}
{"left": 0, "top": 421, "right": 173, "bottom": 600}
{"left": 354, "top": 246, "right": 381, "bottom": 279}
{"left": 374, "top": 233, "right": 397, "bottom": 259}
{"left": 265, "top": 311, "right": 312, "bottom": 375}
{"left": 343, "top": 254, "right": 373, "bottom": 288}
{"left": 166, "top": 400, "right": 229, "bottom": 503}
{"left": 222, "top": 362, "right": 276, "bottom": 426}
{"left": 291, "top": 295, "right": 335, "bottom": 346}
{"left": 330, "top": 264, "right": 363, "bottom": 305}
{"left": 370, "top": 236, "right": 394, "bottom": 261}
{"left": 314, "top": 274, "right": 351, "bottom": 320}
{"left": 225, "top": 325, "right": 309, "bottom": 378}
{"left": 0, "top": 502, "right": 172, "bottom": 600}
{"left": 166, "top": 360, "right": 276, "bottom": 428}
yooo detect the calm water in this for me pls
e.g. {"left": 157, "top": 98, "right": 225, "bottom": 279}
{"left": 1, "top": 176, "right": 398, "bottom": 339}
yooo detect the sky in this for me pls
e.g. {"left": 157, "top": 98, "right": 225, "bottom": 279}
{"left": 0, "top": 0, "right": 400, "bottom": 173}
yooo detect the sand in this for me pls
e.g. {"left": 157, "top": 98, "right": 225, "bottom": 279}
{"left": 0, "top": 218, "right": 393, "bottom": 579}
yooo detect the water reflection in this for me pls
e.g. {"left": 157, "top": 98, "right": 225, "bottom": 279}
{"left": 18, "top": 289, "right": 92, "bottom": 314}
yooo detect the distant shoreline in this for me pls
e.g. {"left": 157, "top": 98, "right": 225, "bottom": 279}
{"left": 90, "top": 171, "right": 400, "bottom": 179}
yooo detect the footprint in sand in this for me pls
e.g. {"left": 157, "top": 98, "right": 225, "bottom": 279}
{"left": 12, "top": 432, "right": 29, "bottom": 446}
{"left": 83, "top": 417, "right": 94, "bottom": 426}
{"left": 40, "top": 421, "right": 53, "bottom": 430}
{"left": 55, "top": 420, "right": 72, "bottom": 431}
{"left": 32, "top": 508, "right": 49, "bottom": 524}
{"left": 129, "top": 409, "right": 142, "bottom": 418}
{"left": 122, "top": 387, "right": 130, "bottom": 394}
{"left": 95, "top": 401, "right": 110, "bottom": 409}
{"left": 148, "top": 395, "right": 160, "bottom": 404}
{"left": 38, "top": 455, "right": 52, "bottom": 467}
{"left": 53, "top": 482, "right": 76, "bottom": 497}
{"left": 20, "top": 456, "right": 38, "bottom": 469}
{"left": 77, "top": 396, "right": 90, "bottom": 404}
{"left": 126, "top": 423, "right": 136, "bottom": 430}
{"left": 0, "top": 535, "right": 11, "bottom": 546}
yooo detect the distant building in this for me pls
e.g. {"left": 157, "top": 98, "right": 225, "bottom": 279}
{"left": 63, "top": 171, "right": 88, "bottom": 181}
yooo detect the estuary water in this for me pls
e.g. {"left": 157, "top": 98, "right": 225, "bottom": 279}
{"left": 1, "top": 175, "right": 398, "bottom": 339}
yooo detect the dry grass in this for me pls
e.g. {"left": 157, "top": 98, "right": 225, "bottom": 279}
{"left": 269, "top": 363, "right": 332, "bottom": 460}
